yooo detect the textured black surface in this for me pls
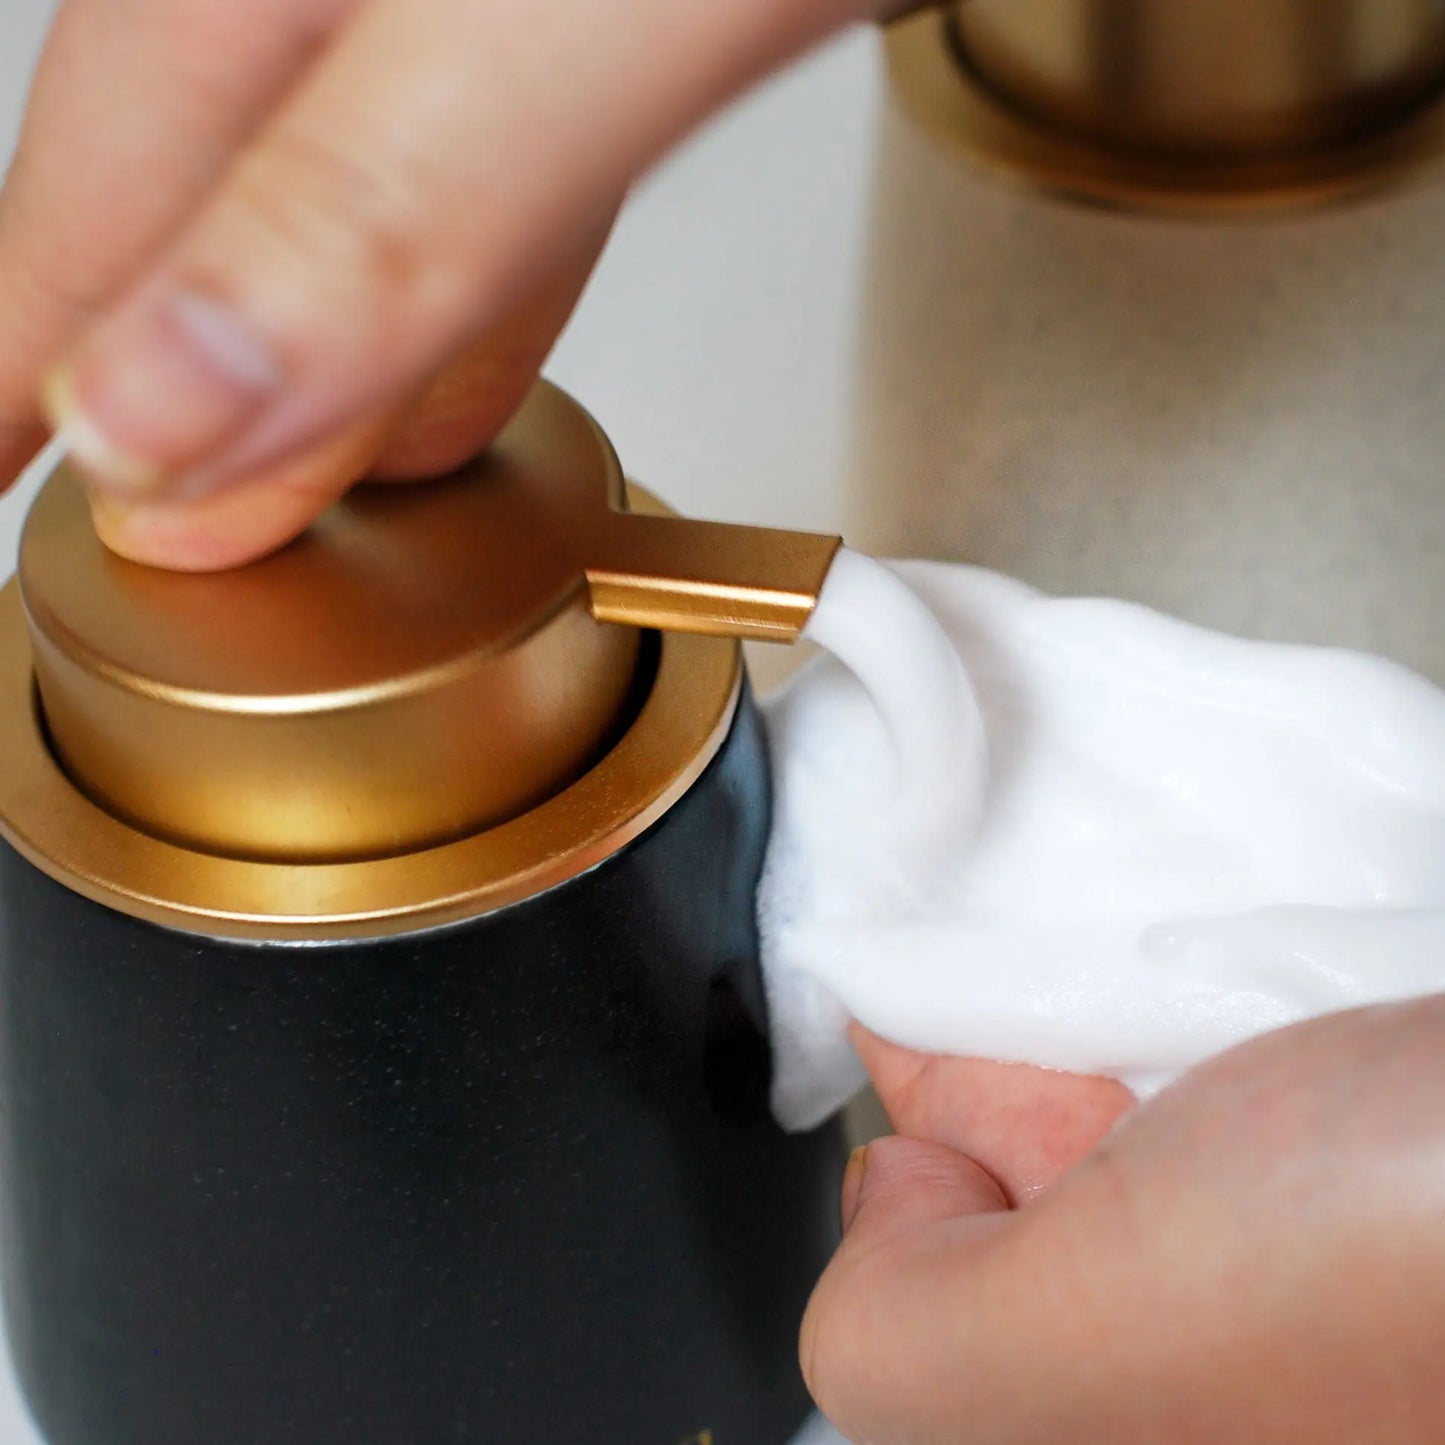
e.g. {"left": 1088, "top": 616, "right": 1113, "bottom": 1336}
{"left": 0, "top": 684, "right": 845, "bottom": 1445}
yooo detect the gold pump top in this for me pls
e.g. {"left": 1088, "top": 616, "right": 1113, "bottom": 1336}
{"left": 15, "top": 382, "right": 840, "bottom": 868}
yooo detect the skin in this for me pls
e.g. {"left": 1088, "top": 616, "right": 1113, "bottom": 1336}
{"left": 810, "top": 1014, "right": 1445, "bottom": 1443}
{"left": 0, "top": 0, "right": 902, "bottom": 564}
{"left": 1, "top": 4, "right": 1440, "bottom": 1440}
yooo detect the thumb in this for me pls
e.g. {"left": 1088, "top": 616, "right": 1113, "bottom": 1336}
{"left": 839, "top": 1134, "right": 1009, "bottom": 1243}
{"left": 802, "top": 1136, "right": 1009, "bottom": 1444}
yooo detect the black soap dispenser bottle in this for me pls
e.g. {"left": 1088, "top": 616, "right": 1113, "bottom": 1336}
{"left": 0, "top": 381, "right": 849, "bottom": 1445}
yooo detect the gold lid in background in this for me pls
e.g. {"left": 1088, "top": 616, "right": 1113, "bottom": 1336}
{"left": 891, "top": 0, "right": 1445, "bottom": 211}
{"left": 958, "top": 0, "right": 1445, "bottom": 160}
{"left": 2, "top": 382, "right": 840, "bottom": 933}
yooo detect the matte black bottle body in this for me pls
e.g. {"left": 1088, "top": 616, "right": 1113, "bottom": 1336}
{"left": 0, "top": 689, "right": 844, "bottom": 1445}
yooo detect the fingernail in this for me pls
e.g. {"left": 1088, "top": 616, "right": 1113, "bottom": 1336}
{"left": 86, "top": 492, "right": 136, "bottom": 546}
{"left": 840, "top": 1145, "right": 869, "bottom": 1233}
{"left": 49, "top": 287, "right": 281, "bottom": 497}
{"left": 44, "top": 370, "right": 164, "bottom": 498}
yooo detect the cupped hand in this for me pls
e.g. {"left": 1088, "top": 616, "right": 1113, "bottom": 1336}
{"left": 806, "top": 1003, "right": 1445, "bottom": 1444}
{"left": 0, "top": 0, "right": 899, "bottom": 569}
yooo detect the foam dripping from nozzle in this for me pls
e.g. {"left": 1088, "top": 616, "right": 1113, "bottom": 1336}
{"left": 798, "top": 547, "right": 986, "bottom": 900}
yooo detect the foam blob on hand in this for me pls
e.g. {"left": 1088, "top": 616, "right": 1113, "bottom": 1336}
{"left": 760, "top": 556, "right": 1445, "bottom": 1130}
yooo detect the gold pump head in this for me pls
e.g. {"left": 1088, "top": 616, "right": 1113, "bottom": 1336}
{"left": 0, "top": 382, "right": 840, "bottom": 939}
{"left": 890, "top": 0, "right": 1445, "bottom": 211}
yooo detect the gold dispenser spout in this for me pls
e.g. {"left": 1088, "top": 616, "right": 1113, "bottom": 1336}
{"left": 889, "top": 0, "right": 1445, "bottom": 211}
{"left": 586, "top": 512, "right": 841, "bottom": 644}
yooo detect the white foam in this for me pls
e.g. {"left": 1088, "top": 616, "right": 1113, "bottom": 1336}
{"left": 759, "top": 553, "right": 1445, "bottom": 1131}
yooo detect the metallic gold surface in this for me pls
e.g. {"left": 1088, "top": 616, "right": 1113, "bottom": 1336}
{"left": 0, "top": 377, "right": 843, "bottom": 938}
{"left": 888, "top": 3, "right": 1445, "bottom": 212}
{"left": 588, "top": 515, "right": 840, "bottom": 642}
{"left": 959, "top": 0, "right": 1445, "bottom": 157}
{"left": 18, "top": 382, "right": 839, "bottom": 863}
{"left": 0, "top": 575, "right": 742, "bottom": 942}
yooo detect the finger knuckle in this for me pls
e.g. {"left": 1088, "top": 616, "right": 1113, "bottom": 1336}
{"left": 799, "top": 1262, "right": 872, "bottom": 1429}
{"left": 798, "top": 1288, "right": 837, "bottom": 1420}
{"left": 0, "top": 190, "right": 107, "bottom": 323}
{"left": 229, "top": 126, "right": 436, "bottom": 306}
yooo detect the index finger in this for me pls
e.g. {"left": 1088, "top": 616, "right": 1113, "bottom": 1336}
{"left": 852, "top": 1024, "right": 1135, "bottom": 1201}
{"left": 0, "top": 0, "right": 358, "bottom": 489}
{"left": 47, "top": 0, "right": 887, "bottom": 500}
